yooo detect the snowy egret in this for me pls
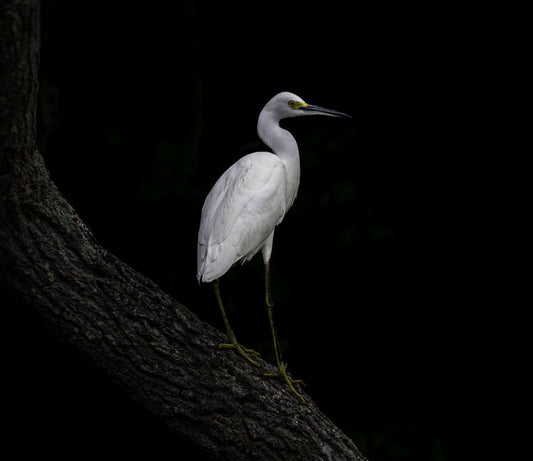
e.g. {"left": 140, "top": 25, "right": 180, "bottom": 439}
{"left": 197, "top": 91, "right": 351, "bottom": 402}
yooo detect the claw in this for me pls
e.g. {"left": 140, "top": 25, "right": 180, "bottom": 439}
{"left": 265, "top": 363, "right": 306, "bottom": 403}
{"left": 219, "top": 341, "right": 261, "bottom": 366}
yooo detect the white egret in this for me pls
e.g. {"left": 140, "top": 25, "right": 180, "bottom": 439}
{"left": 197, "top": 91, "right": 351, "bottom": 402}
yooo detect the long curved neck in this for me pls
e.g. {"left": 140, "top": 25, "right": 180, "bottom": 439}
{"left": 257, "top": 110, "right": 301, "bottom": 207}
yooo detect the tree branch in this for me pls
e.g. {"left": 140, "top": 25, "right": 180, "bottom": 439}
{"left": 0, "top": 2, "right": 367, "bottom": 459}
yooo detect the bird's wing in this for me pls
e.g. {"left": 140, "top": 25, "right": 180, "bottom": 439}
{"left": 197, "top": 152, "right": 288, "bottom": 282}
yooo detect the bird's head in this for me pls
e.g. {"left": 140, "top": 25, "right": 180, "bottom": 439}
{"left": 263, "top": 91, "right": 352, "bottom": 121}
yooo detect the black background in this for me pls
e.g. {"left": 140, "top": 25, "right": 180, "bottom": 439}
{"left": 4, "top": 1, "right": 500, "bottom": 459}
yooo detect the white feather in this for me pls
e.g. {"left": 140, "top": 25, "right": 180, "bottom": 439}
{"left": 197, "top": 152, "right": 288, "bottom": 282}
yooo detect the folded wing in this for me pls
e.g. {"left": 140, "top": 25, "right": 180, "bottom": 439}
{"left": 197, "top": 152, "right": 288, "bottom": 283}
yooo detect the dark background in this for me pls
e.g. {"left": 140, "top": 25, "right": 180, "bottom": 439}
{"left": 4, "top": 1, "right": 496, "bottom": 459}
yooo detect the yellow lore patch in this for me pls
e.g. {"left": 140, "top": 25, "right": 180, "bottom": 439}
{"left": 288, "top": 100, "right": 308, "bottom": 110}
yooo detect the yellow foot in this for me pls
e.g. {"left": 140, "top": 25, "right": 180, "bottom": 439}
{"left": 219, "top": 340, "right": 261, "bottom": 366}
{"left": 265, "top": 363, "right": 306, "bottom": 403}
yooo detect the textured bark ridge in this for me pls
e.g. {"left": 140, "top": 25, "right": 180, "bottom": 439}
{"left": 0, "top": 2, "right": 367, "bottom": 460}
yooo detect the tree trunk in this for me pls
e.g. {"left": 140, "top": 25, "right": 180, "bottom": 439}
{"left": 0, "top": 2, "right": 367, "bottom": 460}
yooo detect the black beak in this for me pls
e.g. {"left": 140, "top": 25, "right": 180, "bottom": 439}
{"left": 300, "top": 104, "right": 352, "bottom": 119}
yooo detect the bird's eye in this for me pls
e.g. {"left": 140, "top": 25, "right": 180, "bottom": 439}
{"left": 288, "top": 100, "right": 297, "bottom": 109}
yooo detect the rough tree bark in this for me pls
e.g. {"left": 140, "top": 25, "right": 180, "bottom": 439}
{"left": 0, "top": 2, "right": 367, "bottom": 460}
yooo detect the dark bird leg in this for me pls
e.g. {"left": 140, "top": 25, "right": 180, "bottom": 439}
{"left": 213, "top": 279, "right": 261, "bottom": 366}
{"left": 262, "top": 261, "right": 306, "bottom": 403}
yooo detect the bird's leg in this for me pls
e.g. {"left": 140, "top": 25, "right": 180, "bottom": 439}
{"left": 262, "top": 262, "right": 306, "bottom": 403}
{"left": 212, "top": 280, "right": 261, "bottom": 366}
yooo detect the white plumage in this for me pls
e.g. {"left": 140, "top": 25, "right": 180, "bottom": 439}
{"left": 197, "top": 92, "right": 300, "bottom": 282}
{"left": 198, "top": 91, "right": 350, "bottom": 283}
{"left": 196, "top": 91, "right": 350, "bottom": 402}
{"left": 197, "top": 151, "right": 288, "bottom": 282}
